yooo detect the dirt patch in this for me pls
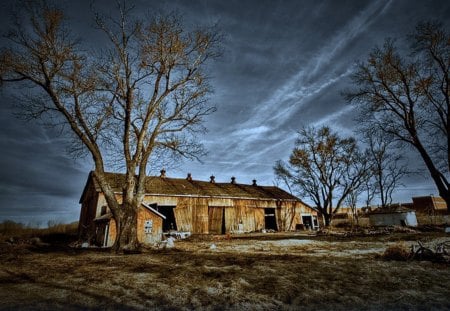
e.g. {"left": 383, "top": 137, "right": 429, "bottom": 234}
{"left": 1, "top": 232, "right": 449, "bottom": 310}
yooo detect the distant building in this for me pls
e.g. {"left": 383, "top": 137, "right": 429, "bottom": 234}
{"left": 78, "top": 171, "right": 319, "bottom": 247}
{"left": 333, "top": 207, "right": 354, "bottom": 220}
{"left": 368, "top": 205, "right": 418, "bottom": 227}
{"left": 412, "top": 195, "right": 447, "bottom": 215}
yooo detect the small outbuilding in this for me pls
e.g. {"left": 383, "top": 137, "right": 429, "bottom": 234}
{"left": 368, "top": 206, "right": 418, "bottom": 227}
{"left": 412, "top": 195, "right": 448, "bottom": 215}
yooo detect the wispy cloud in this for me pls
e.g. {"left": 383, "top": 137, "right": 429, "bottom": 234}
{"left": 208, "top": 0, "right": 393, "bottom": 175}
{"left": 232, "top": 125, "right": 270, "bottom": 137}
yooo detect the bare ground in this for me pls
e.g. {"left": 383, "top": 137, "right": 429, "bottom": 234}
{"left": 0, "top": 232, "right": 449, "bottom": 310}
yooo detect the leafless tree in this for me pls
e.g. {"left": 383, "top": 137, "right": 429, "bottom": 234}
{"left": 364, "top": 129, "right": 410, "bottom": 208}
{"left": 345, "top": 20, "right": 449, "bottom": 211}
{"left": 0, "top": 1, "right": 221, "bottom": 252}
{"left": 362, "top": 177, "right": 377, "bottom": 210}
{"left": 274, "top": 126, "right": 369, "bottom": 226}
{"left": 344, "top": 189, "right": 360, "bottom": 227}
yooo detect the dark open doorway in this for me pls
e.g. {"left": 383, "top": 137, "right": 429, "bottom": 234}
{"left": 302, "top": 215, "right": 313, "bottom": 229}
{"left": 157, "top": 205, "right": 177, "bottom": 231}
{"left": 264, "top": 208, "right": 278, "bottom": 231}
{"left": 221, "top": 208, "right": 226, "bottom": 234}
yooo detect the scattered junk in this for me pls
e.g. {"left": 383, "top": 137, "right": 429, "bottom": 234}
{"left": 410, "top": 240, "right": 450, "bottom": 263}
{"left": 318, "top": 225, "right": 418, "bottom": 238}
{"left": 78, "top": 171, "right": 319, "bottom": 247}
{"left": 209, "top": 243, "right": 217, "bottom": 250}
{"left": 167, "top": 231, "right": 191, "bottom": 240}
{"left": 261, "top": 229, "right": 276, "bottom": 233}
{"left": 166, "top": 237, "right": 175, "bottom": 249}
{"left": 368, "top": 205, "right": 418, "bottom": 227}
{"left": 157, "top": 236, "right": 176, "bottom": 249}
{"left": 383, "top": 240, "right": 450, "bottom": 263}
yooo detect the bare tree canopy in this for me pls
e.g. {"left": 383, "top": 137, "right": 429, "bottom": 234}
{"left": 274, "top": 126, "right": 369, "bottom": 226}
{"left": 0, "top": 1, "right": 221, "bottom": 251}
{"left": 345, "top": 20, "right": 449, "bottom": 211}
{"left": 364, "top": 129, "right": 410, "bottom": 208}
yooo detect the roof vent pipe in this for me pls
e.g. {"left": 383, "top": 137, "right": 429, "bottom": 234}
{"left": 186, "top": 173, "right": 193, "bottom": 181}
{"left": 231, "top": 176, "right": 236, "bottom": 184}
{"left": 252, "top": 179, "right": 257, "bottom": 186}
{"left": 160, "top": 169, "right": 166, "bottom": 178}
{"left": 210, "top": 175, "right": 215, "bottom": 183}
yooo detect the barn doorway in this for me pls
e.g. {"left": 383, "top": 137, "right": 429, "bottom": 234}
{"left": 208, "top": 207, "right": 226, "bottom": 234}
{"left": 157, "top": 206, "right": 177, "bottom": 231}
{"left": 264, "top": 208, "right": 278, "bottom": 231}
{"left": 95, "top": 222, "right": 109, "bottom": 247}
{"left": 302, "top": 215, "right": 313, "bottom": 229}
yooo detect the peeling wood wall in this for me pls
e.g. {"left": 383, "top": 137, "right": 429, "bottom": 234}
{"left": 106, "top": 220, "right": 116, "bottom": 247}
{"left": 137, "top": 207, "right": 164, "bottom": 244}
{"left": 142, "top": 195, "right": 317, "bottom": 234}
{"left": 80, "top": 191, "right": 318, "bottom": 245}
{"left": 78, "top": 184, "right": 99, "bottom": 241}
{"left": 104, "top": 206, "right": 164, "bottom": 246}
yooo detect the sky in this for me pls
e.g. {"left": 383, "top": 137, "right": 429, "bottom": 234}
{"left": 0, "top": 0, "right": 449, "bottom": 226}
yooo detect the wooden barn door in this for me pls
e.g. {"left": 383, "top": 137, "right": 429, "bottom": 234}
{"left": 208, "top": 207, "right": 225, "bottom": 234}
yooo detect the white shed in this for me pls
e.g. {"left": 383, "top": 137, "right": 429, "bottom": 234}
{"left": 368, "top": 206, "right": 418, "bottom": 227}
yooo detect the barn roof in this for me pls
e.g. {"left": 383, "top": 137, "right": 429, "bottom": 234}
{"left": 80, "top": 171, "right": 304, "bottom": 204}
{"left": 369, "top": 205, "right": 415, "bottom": 215}
{"left": 141, "top": 202, "right": 166, "bottom": 219}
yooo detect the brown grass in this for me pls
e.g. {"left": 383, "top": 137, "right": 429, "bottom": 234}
{"left": 0, "top": 221, "right": 78, "bottom": 240}
{"left": 0, "top": 232, "right": 449, "bottom": 310}
{"left": 382, "top": 243, "right": 411, "bottom": 261}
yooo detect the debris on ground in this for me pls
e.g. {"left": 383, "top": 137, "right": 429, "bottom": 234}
{"left": 410, "top": 240, "right": 450, "bottom": 263}
{"left": 166, "top": 237, "right": 175, "bottom": 248}
{"left": 382, "top": 240, "right": 450, "bottom": 263}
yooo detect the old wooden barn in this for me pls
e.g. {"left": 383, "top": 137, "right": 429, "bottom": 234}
{"left": 78, "top": 171, "right": 318, "bottom": 246}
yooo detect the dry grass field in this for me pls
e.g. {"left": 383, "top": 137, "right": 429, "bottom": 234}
{"left": 0, "top": 231, "right": 449, "bottom": 310}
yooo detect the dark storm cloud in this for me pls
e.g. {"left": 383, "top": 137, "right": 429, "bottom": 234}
{"left": 0, "top": 91, "right": 89, "bottom": 223}
{"left": 0, "top": 0, "right": 449, "bottom": 223}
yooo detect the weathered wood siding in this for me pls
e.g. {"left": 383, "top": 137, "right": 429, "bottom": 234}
{"left": 137, "top": 206, "right": 163, "bottom": 244}
{"left": 230, "top": 200, "right": 265, "bottom": 232}
{"left": 78, "top": 183, "right": 99, "bottom": 241}
{"left": 106, "top": 219, "right": 116, "bottom": 247}
{"left": 82, "top": 191, "right": 319, "bottom": 245}
{"left": 278, "top": 201, "right": 312, "bottom": 231}
{"left": 208, "top": 207, "right": 222, "bottom": 234}
{"left": 105, "top": 206, "right": 164, "bottom": 246}
{"left": 141, "top": 195, "right": 317, "bottom": 234}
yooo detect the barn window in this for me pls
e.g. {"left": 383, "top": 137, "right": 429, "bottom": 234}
{"left": 144, "top": 220, "right": 153, "bottom": 233}
{"left": 100, "top": 205, "right": 107, "bottom": 216}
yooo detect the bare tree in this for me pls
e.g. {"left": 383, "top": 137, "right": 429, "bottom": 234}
{"left": 346, "top": 20, "right": 450, "bottom": 211}
{"left": 344, "top": 189, "right": 360, "bottom": 227}
{"left": 364, "top": 129, "right": 410, "bottom": 208}
{"left": 362, "top": 177, "right": 377, "bottom": 210}
{"left": 0, "top": 1, "right": 220, "bottom": 251}
{"left": 274, "top": 126, "right": 369, "bottom": 227}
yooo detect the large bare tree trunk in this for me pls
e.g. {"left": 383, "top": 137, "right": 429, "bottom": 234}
{"left": 322, "top": 212, "right": 332, "bottom": 227}
{"left": 114, "top": 202, "right": 139, "bottom": 252}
